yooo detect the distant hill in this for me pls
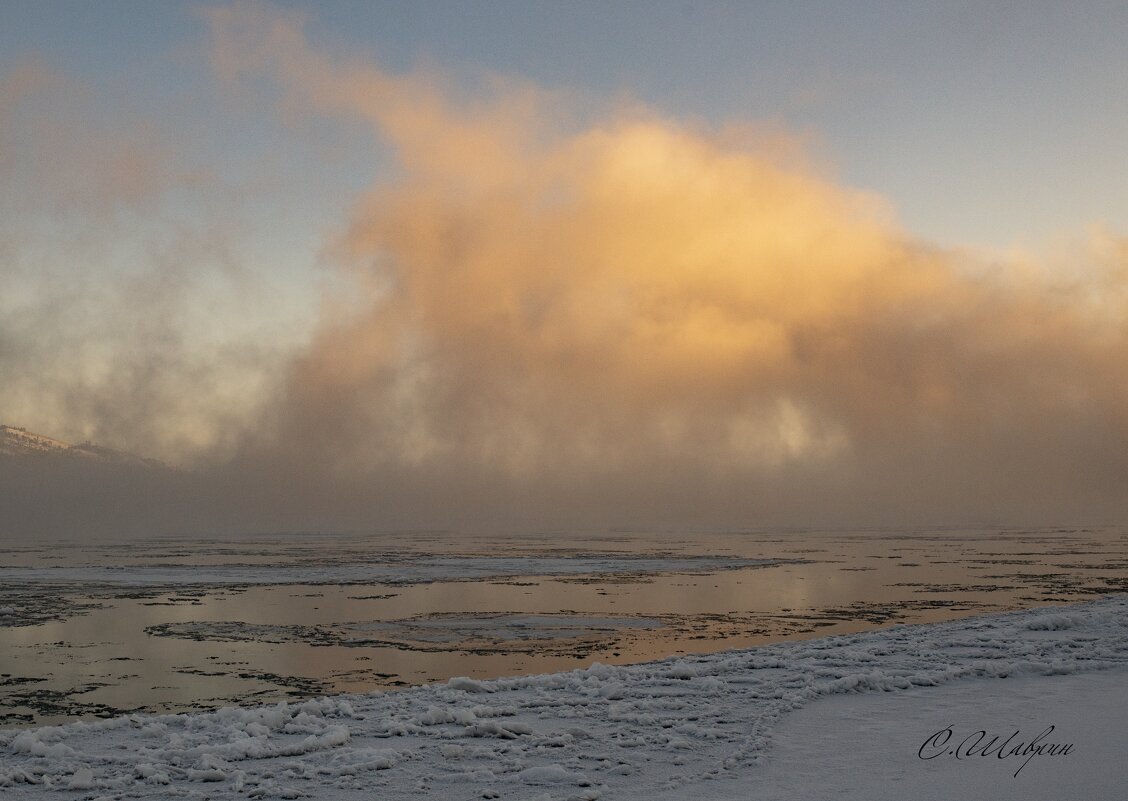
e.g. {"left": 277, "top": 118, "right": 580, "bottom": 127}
{"left": 0, "top": 424, "right": 168, "bottom": 469}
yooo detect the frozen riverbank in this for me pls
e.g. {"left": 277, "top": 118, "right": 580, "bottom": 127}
{"left": 2, "top": 595, "right": 1125, "bottom": 799}
{"left": 7, "top": 527, "right": 1128, "bottom": 727}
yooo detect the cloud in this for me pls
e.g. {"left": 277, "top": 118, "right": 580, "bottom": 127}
{"left": 208, "top": 2, "right": 1128, "bottom": 528}
{"left": 4, "top": 3, "right": 1127, "bottom": 537}
{"left": 0, "top": 52, "right": 299, "bottom": 466}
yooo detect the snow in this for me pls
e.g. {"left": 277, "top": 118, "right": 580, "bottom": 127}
{"left": 752, "top": 665, "right": 1127, "bottom": 799}
{"left": 2, "top": 596, "right": 1125, "bottom": 799}
{"left": 0, "top": 424, "right": 159, "bottom": 466}
{"left": 0, "top": 425, "right": 75, "bottom": 456}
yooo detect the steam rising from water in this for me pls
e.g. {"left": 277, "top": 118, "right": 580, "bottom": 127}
{"left": 3, "top": 3, "right": 1127, "bottom": 536}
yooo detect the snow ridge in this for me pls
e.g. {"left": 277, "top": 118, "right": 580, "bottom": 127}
{"left": 0, "top": 424, "right": 165, "bottom": 468}
{"left": 2, "top": 596, "right": 1126, "bottom": 799}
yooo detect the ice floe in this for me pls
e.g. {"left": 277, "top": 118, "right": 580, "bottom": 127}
{"left": 0, "top": 555, "right": 787, "bottom": 588}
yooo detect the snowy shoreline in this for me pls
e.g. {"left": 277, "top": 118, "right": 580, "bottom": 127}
{"left": 3, "top": 595, "right": 1126, "bottom": 799}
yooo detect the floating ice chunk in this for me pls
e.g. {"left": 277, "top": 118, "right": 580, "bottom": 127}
{"left": 66, "top": 768, "right": 94, "bottom": 790}
{"left": 10, "top": 731, "right": 74, "bottom": 760}
{"left": 417, "top": 706, "right": 477, "bottom": 725}
{"left": 667, "top": 663, "right": 697, "bottom": 679}
{"left": 1026, "top": 613, "right": 1082, "bottom": 630}
{"left": 135, "top": 763, "right": 171, "bottom": 784}
{"left": 517, "top": 764, "right": 587, "bottom": 785}
{"left": 447, "top": 676, "right": 492, "bottom": 693}
{"left": 186, "top": 767, "right": 226, "bottom": 782}
{"left": 0, "top": 768, "right": 41, "bottom": 786}
{"left": 464, "top": 720, "right": 533, "bottom": 738}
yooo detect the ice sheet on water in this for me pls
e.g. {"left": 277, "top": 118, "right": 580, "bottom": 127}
{"left": 147, "top": 613, "right": 665, "bottom": 648}
{"left": 346, "top": 613, "right": 666, "bottom": 643}
{"left": 0, "top": 555, "right": 786, "bottom": 587}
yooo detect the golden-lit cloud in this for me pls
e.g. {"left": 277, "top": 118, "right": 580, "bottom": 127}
{"left": 197, "top": 2, "right": 1128, "bottom": 528}
{"left": 4, "top": 2, "right": 1127, "bottom": 536}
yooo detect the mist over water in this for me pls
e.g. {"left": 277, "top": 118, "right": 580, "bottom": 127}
{"left": 3, "top": 3, "right": 1128, "bottom": 538}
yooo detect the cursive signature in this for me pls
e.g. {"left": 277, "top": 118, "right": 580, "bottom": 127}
{"left": 918, "top": 724, "right": 1074, "bottom": 777}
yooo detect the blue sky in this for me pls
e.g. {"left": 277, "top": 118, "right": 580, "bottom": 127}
{"left": 4, "top": 1, "right": 1126, "bottom": 249}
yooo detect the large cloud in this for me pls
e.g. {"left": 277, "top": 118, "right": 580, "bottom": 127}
{"left": 3, "top": 3, "right": 1127, "bottom": 537}
{"left": 214, "top": 3, "right": 1128, "bottom": 527}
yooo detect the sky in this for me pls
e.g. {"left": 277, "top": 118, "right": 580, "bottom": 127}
{"left": 2, "top": 1, "right": 1127, "bottom": 537}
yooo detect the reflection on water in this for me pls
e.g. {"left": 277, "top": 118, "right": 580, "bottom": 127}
{"left": 2, "top": 527, "right": 1126, "bottom": 726}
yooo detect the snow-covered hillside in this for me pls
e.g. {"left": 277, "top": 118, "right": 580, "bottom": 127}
{"left": 0, "top": 425, "right": 163, "bottom": 468}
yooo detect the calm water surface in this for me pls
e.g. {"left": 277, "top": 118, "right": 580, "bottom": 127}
{"left": 2, "top": 527, "right": 1126, "bottom": 726}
